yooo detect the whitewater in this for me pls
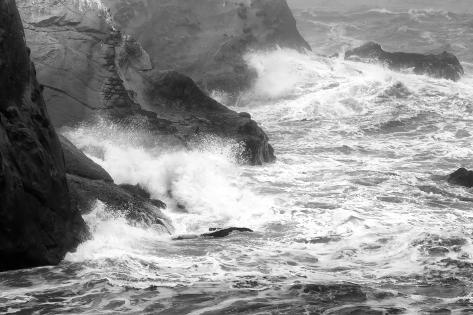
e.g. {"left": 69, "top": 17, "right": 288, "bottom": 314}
{"left": 3, "top": 8, "right": 473, "bottom": 315}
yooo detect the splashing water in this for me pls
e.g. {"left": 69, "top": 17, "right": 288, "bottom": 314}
{"left": 4, "top": 9, "right": 473, "bottom": 314}
{"left": 63, "top": 119, "right": 274, "bottom": 235}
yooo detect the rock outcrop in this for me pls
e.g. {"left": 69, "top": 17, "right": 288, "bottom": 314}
{"left": 58, "top": 136, "right": 171, "bottom": 231}
{"left": 127, "top": 70, "right": 276, "bottom": 164}
{"left": 447, "top": 168, "right": 473, "bottom": 188}
{"left": 344, "top": 42, "right": 464, "bottom": 81}
{"left": 0, "top": 0, "right": 88, "bottom": 272}
{"left": 105, "top": 0, "right": 311, "bottom": 93}
{"left": 18, "top": 0, "right": 281, "bottom": 164}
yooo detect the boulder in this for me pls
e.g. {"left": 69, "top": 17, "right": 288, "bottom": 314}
{"left": 344, "top": 42, "right": 464, "bottom": 81}
{"left": 447, "top": 168, "right": 473, "bottom": 188}
{"left": 0, "top": 0, "right": 88, "bottom": 272}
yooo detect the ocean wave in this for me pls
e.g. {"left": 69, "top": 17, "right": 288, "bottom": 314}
{"left": 63, "top": 119, "right": 274, "bottom": 235}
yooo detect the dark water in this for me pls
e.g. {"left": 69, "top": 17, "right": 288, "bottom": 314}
{"left": 3, "top": 7, "right": 473, "bottom": 315}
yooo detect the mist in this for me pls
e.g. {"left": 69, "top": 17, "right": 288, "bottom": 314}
{"left": 288, "top": 0, "right": 473, "bottom": 13}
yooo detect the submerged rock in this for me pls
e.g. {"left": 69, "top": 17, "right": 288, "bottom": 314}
{"left": 290, "top": 283, "right": 367, "bottom": 303}
{"left": 203, "top": 227, "right": 254, "bottom": 238}
{"left": 447, "top": 168, "right": 473, "bottom": 188}
{"left": 344, "top": 42, "right": 464, "bottom": 81}
{"left": 0, "top": 0, "right": 88, "bottom": 272}
{"left": 173, "top": 227, "right": 254, "bottom": 240}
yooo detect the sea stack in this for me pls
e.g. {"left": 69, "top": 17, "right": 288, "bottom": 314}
{"left": 0, "top": 0, "right": 88, "bottom": 271}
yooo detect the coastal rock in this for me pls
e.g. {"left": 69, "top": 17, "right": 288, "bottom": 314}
{"left": 67, "top": 175, "right": 171, "bottom": 232}
{"left": 0, "top": 0, "right": 88, "bottom": 271}
{"left": 18, "top": 0, "right": 277, "bottom": 164}
{"left": 447, "top": 168, "right": 473, "bottom": 188}
{"left": 345, "top": 42, "right": 464, "bottom": 81}
{"left": 59, "top": 135, "right": 171, "bottom": 230}
{"left": 18, "top": 0, "right": 141, "bottom": 127}
{"left": 59, "top": 135, "right": 113, "bottom": 183}
{"left": 203, "top": 227, "right": 254, "bottom": 238}
{"left": 173, "top": 227, "right": 254, "bottom": 240}
{"left": 139, "top": 71, "right": 276, "bottom": 164}
{"left": 104, "top": 0, "right": 311, "bottom": 93}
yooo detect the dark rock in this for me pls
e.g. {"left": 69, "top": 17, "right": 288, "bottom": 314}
{"left": 67, "top": 174, "right": 170, "bottom": 231}
{"left": 290, "top": 283, "right": 367, "bottom": 303}
{"left": 18, "top": 1, "right": 277, "bottom": 165}
{"left": 0, "top": 0, "right": 88, "bottom": 272}
{"left": 59, "top": 135, "right": 113, "bottom": 183}
{"left": 202, "top": 227, "right": 253, "bottom": 238}
{"left": 448, "top": 168, "right": 473, "bottom": 188}
{"left": 344, "top": 42, "right": 464, "bottom": 81}
{"left": 104, "top": 0, "right": 311, "bottom": 94}
{"left": 120, "top": 183, "right": 167, "bottom": 209}
{"left": 140, "top": 71, "right": 275, "bottom": 164}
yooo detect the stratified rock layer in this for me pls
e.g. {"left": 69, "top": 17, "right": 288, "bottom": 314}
{"left": 0, "top": 0, "right": 88, "bottom": 272}
{"left": 345, "top": 42, "right": 464, "bottom": 81}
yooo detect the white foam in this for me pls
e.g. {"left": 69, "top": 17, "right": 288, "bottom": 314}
{"left": 63, "top": 119, "right": 275, "bottom": 235}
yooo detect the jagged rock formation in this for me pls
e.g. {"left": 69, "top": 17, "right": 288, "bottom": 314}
{"left": 344, "top": 42, "right": 464, "bottom": 81}
{"left": 18, "top": 0, "right": 282, "bottom": 164}
{"left": 105, "top": 0, "right": 311, "bottom": 93}
{"left": 121, "top": 70, "right": 276, "bottom": 164}
{"left": 58, "top": 136, "right": 171, "bottom": 231}
{"left": 17, "top": 0, "right": 141, "bottom": 127}
{"left": 0, "top": 0, "right": 88, "bottom": 272}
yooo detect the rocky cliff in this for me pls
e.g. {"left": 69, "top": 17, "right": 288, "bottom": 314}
{"left": 0, "top": 0, "right": 88, "bottom": 271}
{"left": 17, "top": 0, "right": 295, "bottom": 164}
{"left": 105, "top": 0, "right": 311, "bottom": 93}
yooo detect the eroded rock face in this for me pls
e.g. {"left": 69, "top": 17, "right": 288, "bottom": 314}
{"left": 17, "top": 0, "right": 142, "bottom": 127}
{"left": 0, "top": 0, "right": 88, "bottom": 272}
{"left": 104, "top": 0, "right": 311, "bottom": 93}
{"left": 18, "top": 0, "right": 278, "bottom": 164}
{"left": 345, "top": 42, "right": 464, "bottom": 81}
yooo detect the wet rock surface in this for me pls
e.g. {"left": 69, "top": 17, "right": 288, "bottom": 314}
{"left": 59, "top": 135, "right": 113, "bottom": 183}
{"left": 0, "top": 0, "right": 88, "bottom": 272}
{"left": 447, "top": 168, "right": 473, "bottom": 188}
{"left": 202, "top": 227, "right": 254, "bottom": 238}
{"left": 18, "top": 0, "right": 277, "bottom": 165}
{"left": 61, "top": 137, "right": 170, "bottom": 230}
{"left": 344, "top": 42, "right": 464, "bottom": 81}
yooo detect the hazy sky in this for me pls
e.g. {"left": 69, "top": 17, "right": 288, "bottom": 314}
{"left": 288, "top": 0, "right": 473, "bottom": 13}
